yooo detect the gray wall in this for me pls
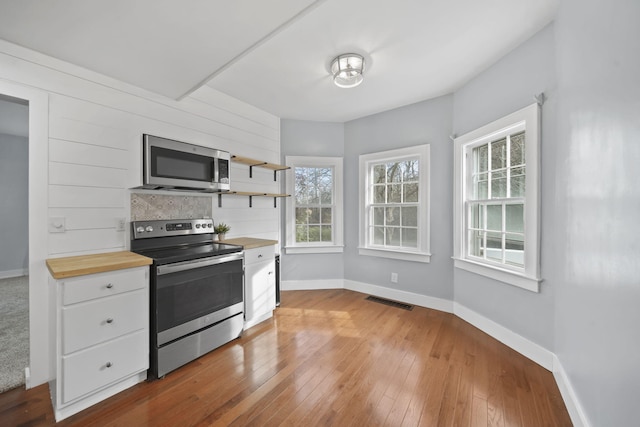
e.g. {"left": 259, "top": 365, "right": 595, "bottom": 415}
{"left": 452, "top": 24, "right": 557, "bottom": 350}
{"left": 0, "top": 132, "right": 29, "bottom": 274}
{"left": 343, "top": 95, "right": 454, "bottom": 299}
{"left": 280, "top": 120, "right": 345, "bottom": 281}
{"left": 554, "top": 0, "right": 639, "bottom": 425}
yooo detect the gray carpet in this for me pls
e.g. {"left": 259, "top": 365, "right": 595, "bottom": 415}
{"left": 0, "top": 275, "right": 29, "bottom": 393}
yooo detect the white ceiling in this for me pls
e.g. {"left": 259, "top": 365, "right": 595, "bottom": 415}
{"left": 0, "top": 0, "right": 557, "bottom": 123}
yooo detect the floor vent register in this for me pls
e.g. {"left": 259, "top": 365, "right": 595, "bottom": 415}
{"left": 365, "top": 295, "right": 414, "bottom": 311}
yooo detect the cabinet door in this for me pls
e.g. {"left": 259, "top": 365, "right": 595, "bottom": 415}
{"left": 245, "top": 260, "right": 276, "bottom": 322}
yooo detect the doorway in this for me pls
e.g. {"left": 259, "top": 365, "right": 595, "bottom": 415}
{"left": 0, "top": 95, "right": 29, "bottom": 392}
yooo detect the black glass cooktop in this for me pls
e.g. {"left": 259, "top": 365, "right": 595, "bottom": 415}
{"left": 133, "top": 242, "right": 243, "bottom": 265}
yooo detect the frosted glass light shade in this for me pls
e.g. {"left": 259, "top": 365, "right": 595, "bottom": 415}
{"left": 331, "top": 53, "right": 365, "bottom": 88}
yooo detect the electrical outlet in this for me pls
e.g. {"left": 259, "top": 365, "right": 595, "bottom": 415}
{"left": 116, "top": 218, "right": 126, "bottom": 232}
{"left": 391, "top": 272, "right": 398, "bottom": 283}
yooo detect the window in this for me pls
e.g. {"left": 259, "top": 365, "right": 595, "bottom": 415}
{"left": 285, "top": 156, "right": 343, "bottom": 254}
{"left": 359, "top": 145, "right": 430, "bottom": 263}
{"left": 453, "top": 103, "right": 541, "bottom": 291}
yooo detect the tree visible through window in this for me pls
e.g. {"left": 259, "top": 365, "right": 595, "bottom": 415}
{"left": 295, "top": 166, "right": 333, "bottom": 243}
{"left": 359, "top": 144, "right": 431, "bottom": 263}
{"left": 370, "top": 159, "right": 419, "bottom": 249}
{"left": 285, "top": 156, "right": 344, "bottom": 254}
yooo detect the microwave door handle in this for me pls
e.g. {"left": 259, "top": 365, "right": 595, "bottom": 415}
{"left": 213, "top": 158, "right": 218, "bottom": 184}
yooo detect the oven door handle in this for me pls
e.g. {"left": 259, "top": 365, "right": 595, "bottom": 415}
{"left": 156, "top": 252, "right": 244, "bottom": 276}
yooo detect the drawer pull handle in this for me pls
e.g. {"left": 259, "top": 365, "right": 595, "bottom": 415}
{"left": 106, "top": 318, "right": 114, "bottom": 324}
{"left": 106, "top": 362, "right": 112, "bottom": 368}
{"left": 106, "top": 283, "right": 113, "bottom": 289}
{"left": 258, "top": 254, "right": 263, "bottom": 258}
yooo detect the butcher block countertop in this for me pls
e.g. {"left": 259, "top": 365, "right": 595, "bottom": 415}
{"left": 46, "top": 251, "right": 153, "bottom": 280}
{"left": 222, "top": 237, "right": 278, "bottom": 250}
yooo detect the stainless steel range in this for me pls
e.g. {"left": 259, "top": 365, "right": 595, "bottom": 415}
{"left": 130, "top": 218, "right": 244, "bottom": 379}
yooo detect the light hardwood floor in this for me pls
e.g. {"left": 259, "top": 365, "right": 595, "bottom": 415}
{"left": 0, "top": 289, "right": 572, "bottom": 426}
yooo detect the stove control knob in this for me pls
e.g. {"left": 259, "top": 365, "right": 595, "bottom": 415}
{"left": 208, "top": 223, "right": 213, "bottom": 228}
{"left": 145, "top": 226, "right": 154, "bottom": 233}
{"left": 136, "top": 226, "right": 145, "bottom": 233}
{"left": 195, "top": 224, "right": 201, "bottom": 228}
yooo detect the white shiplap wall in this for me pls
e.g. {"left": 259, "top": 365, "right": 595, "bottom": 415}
{"left": 0, "top": 39, "right": 280, "bottom": 386}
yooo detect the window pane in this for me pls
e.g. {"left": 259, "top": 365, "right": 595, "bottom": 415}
{"left": 491, "top": 138, "right": 507, "bottom": 170}
{"left": 388, "top": 184, "right": 402, "bottom": 203}
{"left": 373, "top": 207, "right": 384, "bottom": 226}
{"left": 321, "top": 226, "right": 332, "bottom": 242}
{"left": 403, "top": 160, "right": 419, "bottom": 181}
{"left": 469, "top": 230, "right": 484, "bottom": 257}
{"left": 510, "top": 132, "right": 525, "bottom": 166}
{"left": 374, "top": 164, "right": 386, "bottom": 184}
{"left": 296, "top": 225, "right": 307, "bottom": 242}
{"left": 387, "top": 162, "right": 402, "bottom": 182}
{"left": 373, "top": 227, "right": 385, "bottom": 245}
{"left": 510, "top": 175, "right": 525, "bottom": 198}
{"left": 319, "top": 168, "right": 333, "bottom": 204}
{"left": 486, "top": 231, "right": 503, "bottom": 262}
{"left": 386, "top": 207, "right": 400, "bottom": 226}
{"left": 474, "top": 145, "right": 488, "bottom": 173}
{"left": 308, "top": 226, "right": 321, "bottom": 242}
{"left": 475, "top": 175, "right": 488, "bottom": 200}
{"left": 403, "top": 183, "right": 419, "bottom": 202}
{"left": 486, "top": 205, "right": 502, "bottom": 231}
{"left": 306, "top": 208, "right": 319, "bottom": 224}
{"left": 505, "top": 233, "right": 524, "bottom": 266}
{"left": 505, "top": 204, "right": 524, "bottom": 233}
{"left": 403, "top": 228, "right": 418, "bottom": 248}
{"left": 402, "top": 206, "right": 418, "bottom": 227}
{"left": 470, "top": 204, "right": 483, "bottom": 229}
{"left": 321, "top": 208, "right": 332, "bottom": 225}
{"left": 296, "top": 208, "right": 309, "bottom": 224}
{"left": 386, "top": 228, "right": 400, "bottom": 246}
{"left": 491, "top": 177, "right": 507, "bottom": 198}
{"left": 374, "top": 185, "right": 385, "bottom": 203}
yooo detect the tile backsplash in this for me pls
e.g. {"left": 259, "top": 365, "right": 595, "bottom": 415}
{"left": 131, "top": 193, "right": 212, "bottom": 220}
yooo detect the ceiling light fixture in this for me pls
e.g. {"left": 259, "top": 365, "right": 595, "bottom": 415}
{"left": 330, "top": 53, "right": 365, "bottom": 88}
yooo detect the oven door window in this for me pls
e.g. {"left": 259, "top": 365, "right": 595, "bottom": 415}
{"left": 155, "top": 259, "right": 243, "bottom": 333}
{"left": 151, "top": 146, "right": 214, "bottom": 183}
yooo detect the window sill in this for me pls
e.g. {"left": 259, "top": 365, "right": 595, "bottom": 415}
{"left": 359, "top": 247, "right": 431, "bottom": 263}
{"left": 285, "top": 245, "right": 344, "bottom": 255}
{"left": 453, "top": 258, "right": 540, "bottom": 292}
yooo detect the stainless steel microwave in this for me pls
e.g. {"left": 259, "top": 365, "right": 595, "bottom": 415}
{"left": 141, "top": 134, "right": 230, "bottom": 192}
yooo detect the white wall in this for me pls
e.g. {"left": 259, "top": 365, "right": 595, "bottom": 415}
{"left": 554, "top": 0, "right": 640, "bottom": 425}
{"left": 0, "top": 39, "right": 280, "bottom": 386}
{"left": 0, "top": 132, "right": 28, "bottom": 276}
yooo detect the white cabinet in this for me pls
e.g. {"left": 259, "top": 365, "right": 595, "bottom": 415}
{"left": 49, "top": 266, "right": 149, "bottom": 421}
{"left": 244, "top": 245, "right": 276, "bottom": 329}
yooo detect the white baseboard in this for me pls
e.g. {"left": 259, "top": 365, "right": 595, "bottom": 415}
{"left": 553, "top": 355, "right": 591, "bottom": 427}
{"left": 0, "top": 268, "right": 28, "bottom": 279}
{"left": 344, "top": 279, "right": 454, "bottom": 313}
{"left": 453, "top": 302, "right": 554, "bottom": 370}
{"left": 281, "top": 279, "right": 344, "bottom": 291}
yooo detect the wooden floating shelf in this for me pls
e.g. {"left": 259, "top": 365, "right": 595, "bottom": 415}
{"left": 231, "top": 155, "right": 290, "bottom": 180}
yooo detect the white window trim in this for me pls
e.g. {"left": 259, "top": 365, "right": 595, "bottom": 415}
{"left": 453, "top": 103, "right": 541, "bottom": 292}
{"left": 285, "top": 156, "right": 344, "bottom": 254}
{"left": 359, "top": 144, "right": 431, "bottom": 263}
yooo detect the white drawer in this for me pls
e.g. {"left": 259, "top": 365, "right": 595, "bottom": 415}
{"left": 62, "top": 290, "right": 147, "bottom": 354}
{"left": 62, "top": 267, "right": 146, "bottom": 305}
{"left": 62, "top": 330, "right": 147, "bottom": 404}
{"left": 244, "top": 245, "right": 275, "bottom": 265}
